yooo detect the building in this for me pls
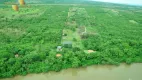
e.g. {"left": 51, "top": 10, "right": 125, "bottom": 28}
{"left": 57, "top": 46, "right": 62, "bottom": 51}
{"left": 62, "top": 41, "right": 72, "bottom": 48}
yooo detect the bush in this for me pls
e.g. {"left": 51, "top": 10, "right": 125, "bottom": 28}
{"left": 73, "top": 38, "right": 77, "bottom": 42}
{"left": 72, "top": 47, "right": 80, "bottom": 52}
{"left": 64, "top": 33, "right": 67, "bottom": 36}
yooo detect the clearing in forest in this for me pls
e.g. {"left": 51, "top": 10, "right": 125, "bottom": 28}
{"left": 103, "top": 8, "right": 119, "bottom": 16}
{"left": 0, "top": 28, "right": 25, "bottom": 38}
{"left": 129, "top": 20, "right": 138, "bottom": 24}
{"left": 61, "top": 7, "right": 92, "bottom": 49}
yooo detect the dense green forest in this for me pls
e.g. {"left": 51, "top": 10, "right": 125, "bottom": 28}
{"left": 0, "top": 0, "right": 142, "bottom": 78}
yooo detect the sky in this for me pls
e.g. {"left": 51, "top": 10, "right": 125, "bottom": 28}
{"left": 92, "top": 0, "right": 142, "bottom": 5}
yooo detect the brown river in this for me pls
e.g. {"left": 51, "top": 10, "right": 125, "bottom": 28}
{"left": 1, "top": 63, "right": 142, "bottom": 80}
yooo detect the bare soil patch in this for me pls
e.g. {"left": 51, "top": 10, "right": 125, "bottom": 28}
{"left": 56, "top": 54, "right": 62, "bottom": 57}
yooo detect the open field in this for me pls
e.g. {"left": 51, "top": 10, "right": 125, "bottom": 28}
{"left": 0, "top": 1, "right": 142, "bottom": 78}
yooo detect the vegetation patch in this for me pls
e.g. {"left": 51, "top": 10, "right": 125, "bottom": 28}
{"left": 0, "top": 28, "right": 25, "bottom": 37}
{"left": 129, "top": 20, "right": 138, "bottom": 24}
{"left": 0, "top": 1, "right": 142, "bottom": 78}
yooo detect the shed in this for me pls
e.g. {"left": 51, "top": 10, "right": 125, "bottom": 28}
{"left": 62, "top": 41, "right": 72, "bottom": 48}
{"left": 57, "top": 46, "right": 62, "bottom": 51}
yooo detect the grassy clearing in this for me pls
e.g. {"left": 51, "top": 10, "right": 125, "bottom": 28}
{"left": 0, "top": 5, "right": 47, "bottom": 18}
{"left": 62, "top": 7, "right": 92, "bottom": 49}
{"left": 0, "top": 28, "right": 25, "bottom": 38}
{"left": 103, "top": 8, "right": 119, "bottom": 16}
{"left": 129, "top": 20, "right": 138, "bottom": 24}
{"left": 62, "top": 7, "right": 81, "bottom": 48}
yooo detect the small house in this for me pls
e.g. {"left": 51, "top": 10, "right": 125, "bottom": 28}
{"left": 62, "top": 41, "right": 72, "bottom": 48}
{"left": 57, "top": 46, "right": 62, "bottom": 51}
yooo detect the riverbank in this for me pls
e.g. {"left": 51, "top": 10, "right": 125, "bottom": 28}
{"left": 1, "top": 63, "right": 142, "bottom": 80}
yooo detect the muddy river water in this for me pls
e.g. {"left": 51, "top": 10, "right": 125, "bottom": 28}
{"left": 1, "top": 63, "right": 142, "bottom": 80}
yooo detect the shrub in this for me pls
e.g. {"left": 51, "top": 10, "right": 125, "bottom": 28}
{"left": 73, "top": 38, "right": 77, "bottom": 41}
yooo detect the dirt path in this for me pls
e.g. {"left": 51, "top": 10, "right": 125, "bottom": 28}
{"left": 61, "top": 7, "right": 91, "bottom": 49}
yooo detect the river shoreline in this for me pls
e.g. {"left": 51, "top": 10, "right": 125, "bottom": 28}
{"left": 1, "top": 63, "right": 142, "bottom": 80}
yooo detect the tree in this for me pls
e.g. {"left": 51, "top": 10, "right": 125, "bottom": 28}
{"left": 71, "top": 57, "right": 81, "bottom": 68}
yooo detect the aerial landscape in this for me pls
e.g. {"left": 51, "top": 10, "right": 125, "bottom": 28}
{"left": 0, "top": 0, "right": 142, "bottom": 80}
